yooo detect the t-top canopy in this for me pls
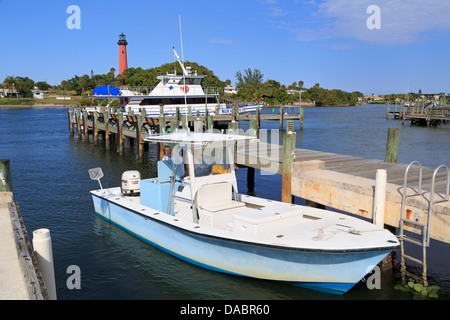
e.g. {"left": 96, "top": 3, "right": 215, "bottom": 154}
{"left": 93, "top": 85, "right": 120, "bottom": 96}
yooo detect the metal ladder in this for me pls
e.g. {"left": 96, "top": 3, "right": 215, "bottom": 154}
{"left": 399, "top": 161, "right": 450, "bottom": 287}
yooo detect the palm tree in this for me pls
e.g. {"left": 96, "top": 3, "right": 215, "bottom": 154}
{"left": 61, "top": 80, "right": 69, "bottom": 97}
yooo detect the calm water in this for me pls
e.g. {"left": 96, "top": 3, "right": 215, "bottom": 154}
{"left": 0, "top": 104, "right": 449, "bottom": 300}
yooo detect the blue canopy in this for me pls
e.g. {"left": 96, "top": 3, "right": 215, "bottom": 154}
{"left": 93, "top": 85, "right": 120, "bottom": 96}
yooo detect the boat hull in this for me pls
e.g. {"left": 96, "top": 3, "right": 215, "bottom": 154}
{"left": 92, "top": 194, "right": 392, "bottom": 295}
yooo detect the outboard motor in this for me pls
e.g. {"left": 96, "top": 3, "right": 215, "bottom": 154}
{"left": 121, "top": 171, "right": 140, "bottom": 196}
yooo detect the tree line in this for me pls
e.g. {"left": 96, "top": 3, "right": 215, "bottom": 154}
{"left": 2, "top": 64, "right": 364, "bottom": 106}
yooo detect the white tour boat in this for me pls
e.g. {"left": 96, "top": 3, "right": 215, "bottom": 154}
{"left": 89, "top": 131, "right": 399, "bottom": 295}
{"left": 89, "top": 48, "right": 261, "bottom": 116}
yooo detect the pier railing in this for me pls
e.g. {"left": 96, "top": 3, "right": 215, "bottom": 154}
{"left": 387, "top": 98, "right": 450, "bottom": 125}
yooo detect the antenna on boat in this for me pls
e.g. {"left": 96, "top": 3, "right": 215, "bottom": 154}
{"left": 88, "top": 167, "right": 104, "bottom": 190}
{"left": 179, "top": 15, "right": 184, "bottom": 64}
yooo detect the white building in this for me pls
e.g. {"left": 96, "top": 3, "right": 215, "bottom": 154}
{"left": 0, "top": 88, "right": 19, "bottom": 98}
{"left": 31, "top": 87, "right": 44, "bottom": 99}
{"left": 224, "top": 85, "right": 237, "bottom": 95}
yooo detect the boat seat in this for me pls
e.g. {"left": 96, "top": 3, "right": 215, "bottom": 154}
{"left": 200, "top": 199, "right": 245, "bottom": 212}
{"left": 196, "top": 182, "right": 244, "bottom": 212}
{"left": 232, "top": 207, "right": 303, "bottom": 235}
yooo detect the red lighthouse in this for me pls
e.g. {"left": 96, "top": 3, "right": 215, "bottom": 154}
{"left": 118, "top": 33, "right": 128, "bottom": 76}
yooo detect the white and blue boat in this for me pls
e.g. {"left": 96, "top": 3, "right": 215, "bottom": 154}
{"left": 89, "top": 131, "right": 399, "bottom": 295}
{"left": 89, "top": 48, "right": 261, "bottom": 116}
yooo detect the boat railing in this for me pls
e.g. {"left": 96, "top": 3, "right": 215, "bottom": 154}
{"left": 119, "top": 86, "right": 154, "bottom": 95}
{"left": 202, "top": 86, "right": 219, "bottom": 95}
{"left": 283, "top": 105, "right": 301, "bottom": 116}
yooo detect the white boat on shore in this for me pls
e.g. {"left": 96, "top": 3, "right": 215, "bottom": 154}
{"left": 89, "top": 131, "right": 399, "bottom": 295}
{"left": 89, "top": 48, "right": 261, "bottom": 116}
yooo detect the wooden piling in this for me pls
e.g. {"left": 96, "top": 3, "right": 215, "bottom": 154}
{"left": 206, "top": 115, "right": 213, "bottom": 132}
{"left": 281, "top": 121, "right": 296, "bottom": 203}
{"left": 0, "top": 159, "right": 12, "bottom": 192}
{"left": 117, "top": 111, "right": 124, "bottom": 155}
{"left": 105, "top": 107, "right": 110, "bottom": 150}
{"left": 194, "top": 120, "right": 203, "bottom": 133}
{"left": 385, "top": 128, "right": 400, "bottom": 163}
{"left": 228, "top": 121, "right": 239, "bottom": 135}
{"left": 300, "top": 106, "right": 304, "bottom": 130}
{"left": 249, "top": 119, "right": 258, "bottom": 138}
{"left": 76, "top": 107, "right": 81, "bottom": 138}
{"left": 82, "top": 109, "right": 88, "bottom": 141}
{"left": 181, "top": 114, "right": 188, "bottom": 131}
{"left": 256, "top": 106, "right": 261, "bottom": 130}
{"left": 137, "top": 114, "right": 144, "bottom": 160}
{"left": 93, "top": 111, "right": 99, "bottom": 145}
{"left": 68, "top": 107, "right": 74, "bottom": 135}
{"left": 170, "top": 119, "right": 179, "bottom": 131}
{"left": 279, "top": 106, "right": 284, "bottom": 130}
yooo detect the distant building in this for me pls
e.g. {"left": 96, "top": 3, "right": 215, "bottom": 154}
{"left": 31, "top": 87, "right": 44, "bottom": 99}
{"left": 363, "top": 94, "right": 383, "bottom": 101}
{"left": 420, "top": 93, "right": 447, "bottom": 100}
{"left": 0, "top": 88, "right": 19, "bottom": 98}
{"left": 224, "top": 85, "right": 237, "bottom": 95}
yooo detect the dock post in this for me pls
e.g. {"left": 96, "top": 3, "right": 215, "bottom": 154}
{"left": 256, "top": 105, "right": 261, "bottom": 130}
{"left": 281, "top": 121, "right": 296, "bottom": 203}
{"left": 0, "top": 159, "right": 12, "bottom": 192}
{"left": 386, "top": 103, "right": 389, "bottom": 119}
{"left": 158, "top": 116, "right": 166, "bottom": 159}
{"left": 249, "top": 119, "right": 258, "bottom": 138}
{"left": 76, "top": 107, "right": 81, "bottom": 138}
{"left": 279, "top": 105, "right": 284, "bottom": 130}
{"left": 170, "top": 119, "right": 179, "bottom": 131}
{"left": 194, "top": 120, "right": 203, "bottom": 133}
{"left": 373, "top": 169, "right": 387, "bottom": 228}
{"left": 32, "top": 229, "right": 56, "bottom": 300}
{"left": 82, "top": 109, "right": 88, "bottom": 141}
{"left": 68, "top": 107, "right": 74, "bottom": 135}
{"left": 137, "top": 114, "right": 144, "bottom": 161}
{"left": 118, "top": 111, "right": 124, "bottom": 155}
{"left": 300, "top": 105, "right": 304, "bottom": 130}
{"left": 385, "top": 128, "right": 400, "bottom": 163}
{"left": 228, "top": 121, "right": 239, "bottom": 135}
{"left": 206, "top": 115, "right": 213, "bottom": 132}
{"left": 105, "top": 107, "right": 110, "bottom": 150}
{"left": 181, "top": 114, "right": 188, "bottom": 131}
{"left": 93, "top": 111, "right": 99, "bottom": 145}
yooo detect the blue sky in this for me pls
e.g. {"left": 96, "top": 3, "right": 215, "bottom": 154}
{"left": 1, "top": 0, "right": 449, "bottom": 95}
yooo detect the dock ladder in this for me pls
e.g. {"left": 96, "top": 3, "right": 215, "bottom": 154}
{"left": 399, "top": 161, "right": 450, "bottom": 287}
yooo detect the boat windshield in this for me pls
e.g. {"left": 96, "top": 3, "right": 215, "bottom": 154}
{"left": 192, "top": 142, "right": 232, "bottom": 177}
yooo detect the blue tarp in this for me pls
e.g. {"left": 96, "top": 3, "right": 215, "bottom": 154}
{"left": 93, "top": 85, "right": 120, "bottom": 96}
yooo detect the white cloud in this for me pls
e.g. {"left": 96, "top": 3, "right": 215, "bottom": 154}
{"left": 210, "top": 38, "right": 234, "bottom": 45}
{"left": 268, "top": 0, "right": 450, "bottom": 45}
{"left": 328, "top": 0, "right": 450, "bottom": 44}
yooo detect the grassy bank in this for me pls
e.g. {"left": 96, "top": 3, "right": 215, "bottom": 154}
{"left": 0, "top": 96, "right": 83, "bottom": 106}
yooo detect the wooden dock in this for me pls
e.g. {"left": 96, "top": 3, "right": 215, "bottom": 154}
{"left": 386, "top": 100, "right": 450, "bottom": 126}
{"left": 236, "top": 139, "right": 450, "bottom": 245}
{"left": 0, "top": 160, "right": 47, "bottom": 300}
{"left": 68, "top": 107, "right": 450, "bottom": 245}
